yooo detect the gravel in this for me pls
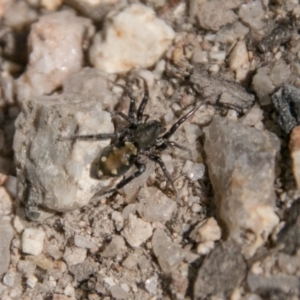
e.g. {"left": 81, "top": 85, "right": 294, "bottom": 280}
{"left": 1, "top": 0, "right": 300, "bottom": 299}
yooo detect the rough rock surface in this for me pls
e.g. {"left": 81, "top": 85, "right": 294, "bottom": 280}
{"left": 13, "top": 93, "right": 114, "bottom": 219}
{"left": 204, "top": 116, "right": 280, "bottom": 257}
{"left": 0, "top": 221, "right": 14, "bottom": 276}
{"left": 89, "top": 4, "right": 175, "bottom": 73}
{"left": 194, "top": 240, "right": 246, "bottom": 299}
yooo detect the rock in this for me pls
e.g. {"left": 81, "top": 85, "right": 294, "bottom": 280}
{"left": 272, "top": 84, "right": 300, "bottom": 135}
{"left": 102, "top": 236, "right": 127, "bottom": 258}
{"left": 204, "top": 116, "right": 280, "bottom": 257}
{"left": 66, "top": 0, "right": 121, "bottom": 22}
{"left": 152, "top": 229, "right": 198, "bottom": 274}
{"left": 247, "top": 273, "right": 300, "bottom": 294}
{"left": 136, "top": 187, "right": 177, "bottom": 222}
{"left": 228, "top": 41, "right": 249, "bottom": 71}
{"left": 190, "top": 69, "right": 255, "bottom": 113}
{"left": 194, "top": 240, "right": 247, "bottom": 299}
{"left": 238, "top": 0, "right": 266, "bottom": 31}
{"left": 240, "top": 104, "right": 264, "bottom": 128}
{"left": 3, "top": 271, "right": 21, "bottom": 287}
{"left": 253, "top": 61, "right": 291, "bottom": 106}
{"left": 196, "top": 0, "right": 237, "bottom": 31}
{"left": 189, "top": 217, "right": 221, "bottom": 243}
{"left": 63, "top": 246, "right": 87, "bottom": 266}
{"left": 13, "top": 93, "right": 114, "bottom": 219}
{"left": 258, "top": 22, "right": 294, "bottom": 53}
{"left": 16, "top": 10, "right": 95, "bottom": 101}
{"left": 277, "top": 200, "right": 300, "bottom": 255}
{"left": 89, "top": 4, "right": 175, "bottom": 73}
{"left": 215, "top": 22, "right": 249, "bottom": 44}
{"left": 0, "top": 187, "right": 13, "bottom": 215}
{"left": 109, "top": 285, "right": 129, "bottom": 300}
{"left": 22, "top": 228, "right": 45, "bottom": 256}
{"left": 0, "top": 221, "right": 14, "bottom": 276}
{"left": 121, "top": 214, "right": 152, "bottom": 248}
{"left": 62, "top": 68, "right": 117, "bottom": 111}
{"left": 289, "top": 126, "right": 300, "bottom": 188}
{"left": 145, "top": 276, "right": 158, "bottom": 295}
{"left": 4, "top": 175, "right": 17, "bottom": 199}
{"left": 74, "top": 235, "right": 97, "bottom": 249}
{"left": 69, "top": 260, "right": 98, "bottom": 282}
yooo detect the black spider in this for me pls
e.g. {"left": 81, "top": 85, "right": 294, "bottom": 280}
{"left": 68, "top": 79, "right": 200, "bottom": 196}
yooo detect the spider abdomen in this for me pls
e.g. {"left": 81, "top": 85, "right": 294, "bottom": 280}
{"left": 97, "top": 142, "right": 138, "bottom": 178}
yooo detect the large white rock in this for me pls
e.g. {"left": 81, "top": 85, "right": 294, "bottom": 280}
{"left": 89, "top": 4, "right": 175, "bottom": 73}
{"left": 16, "top": 10, "right": 95, "bottom": 101}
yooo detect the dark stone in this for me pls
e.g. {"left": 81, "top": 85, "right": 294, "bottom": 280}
{"left": 194, "top": 240, "right": 247, "bottom": 299}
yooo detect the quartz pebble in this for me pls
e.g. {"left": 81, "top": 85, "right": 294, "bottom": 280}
{"left": 190, "top": 218, "right": 221, "bottom": 243}
{"left": 110, "top": 285, "right": 129, "bottom": 300}
{"left": 228, "top": 41, "right": 249, "bottom": 71}
{"left": 74, "top": 235, "right": 96, "bottom": 249}
{"left": 22, "top": 228, "right": 45, "bottom": 256}
{"left": 137, "top": 187, "right": 177, "bottom": 222}
{"left": 63, "top": 247, "right": 87, "bottom": 266}
{"left": 16, "top": 10, "right": 95, "bottom": 101}
{"left": 204, "top": 116, "right": 280, "bottom": 257}
{"left": 121, "top": 214, "right": 153, "bottom": 248}
{"left": 89, "top": 4, "right": 175, "bottom": 73}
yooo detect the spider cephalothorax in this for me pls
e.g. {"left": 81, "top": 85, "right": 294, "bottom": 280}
{"left": 67, "top": 79, "right": 200, "bottom": 196}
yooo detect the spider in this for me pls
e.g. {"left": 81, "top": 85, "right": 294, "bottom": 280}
{"left": 67, "top": 79, "right": 200, "bottom": 196}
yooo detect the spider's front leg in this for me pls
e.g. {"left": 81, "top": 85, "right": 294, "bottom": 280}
{"left": 64, "top": 133, "right": 118, "bottom": 141}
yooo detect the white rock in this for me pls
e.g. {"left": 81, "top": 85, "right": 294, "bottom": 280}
{"left": 16, "top": 10, "right": 95, "bottom": 101}
{"left": 74, "top": 235, "right": 96, "bottom": 249}
{"left": 26, "top": 274, "right": 38, "bottom": 288}
{"left": 0, "top": 187, "right": 13, "bottom": 216}
{"left": 190, "top": 218, "right": 222, "bottom": 243}
{"left": 145, "top": 276, "right": 158, "bottom": 294}
{"left": 240, "top": 105, "right": 264, "bottom": 127}
{"left": 22, "top": 228, "right": 45, "bottom": 256}
{"left": 186, "top": 163, "right": 205, "bottom": 181}
{"left": 89, "top": 4, "right": 175, "bottom": 73}
{"left": 121, "top": 214, "right": 153, "bottom": 248}
{"left": 4, "top": 176, "right": 17, "bottom": 199}
{"left": 13, "top": 216, "right": 24, "bottom": 233}
{"left": 239, "top": 0, "right": 265, "bottom": 31}
{"left": 63, "top": 246, "right": 87, "bottom": 266}
{"left": 196, "top": 241, "right": 215, "bottom": 255}
{"left": 3, "top": 271, "right": 20, "bottom": 287}
{"left": 228, "top": 41, "right": 249, "bottom": 71}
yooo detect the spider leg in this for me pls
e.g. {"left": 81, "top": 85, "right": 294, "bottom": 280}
{"left": 149, "top": 154, "right": 176, "bottom": 194}
{"left": 127, "top": 91, "right": 137, "bottom": 121}
{"left": 99, "top": 161, "right": 146, "bottom": 196}
{"left": 162, "top": 104, "right": 200, "bottom": 140}
{"left": 156, "top": 141, "right": 192, "bottom": 155}
{"left": 113, "top": 111, "right": 130, "bottom": 122}
{"left": 137, "top": 78, "right": 149, "bottom": 122}
{"left": 59, "top": 132, "right": 118, "bottom": 141}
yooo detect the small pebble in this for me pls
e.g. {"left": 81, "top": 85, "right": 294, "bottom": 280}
{"left": 22, "top": 228, "right": 45, "bottom": 256}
